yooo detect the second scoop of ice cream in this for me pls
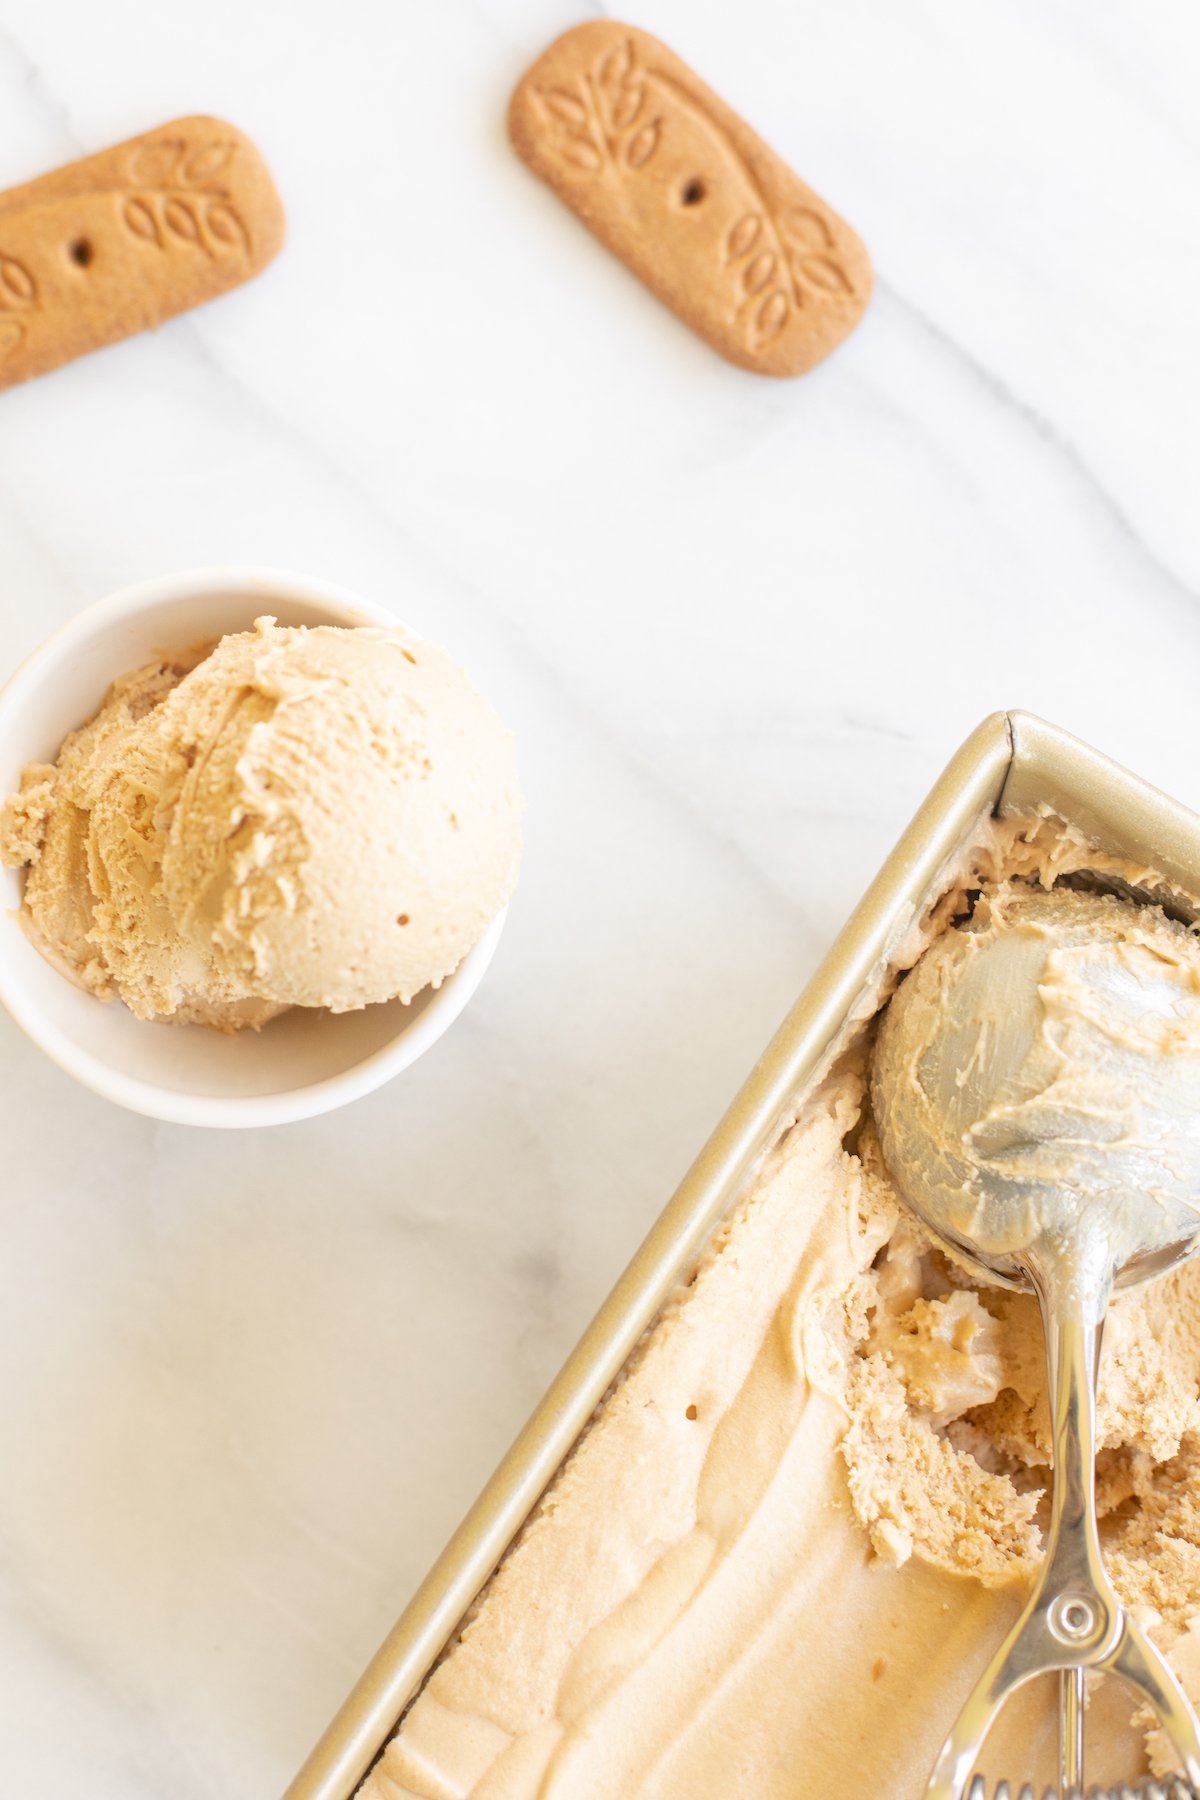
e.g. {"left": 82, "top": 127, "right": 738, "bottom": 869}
{"left": 1, "top": 616, "right": 523, "bottom": 1027}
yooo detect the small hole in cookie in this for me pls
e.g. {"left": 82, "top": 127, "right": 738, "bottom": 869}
{"left": 397, "top": 913, "right": 410, "bottom": 927}
{"left": 685, "top": 1404, "right": 698, "bottom": 1421}
{"left": 680, "top": 179, "right": 706, "bottom": 207}
{"left": 68, "top": 238, "right": 94, "bottom": 268}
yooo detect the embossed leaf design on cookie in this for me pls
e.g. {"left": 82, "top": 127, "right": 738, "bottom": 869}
{"left": 183, "top": 142, "right": 236, "bottom": 184}
{"left": 625, "top": 119, "right": 662, "bottom": 169}
{"left": 534, "top": 87, "right": 604, "bottom": 171}
{"left": 723, "top": 193, "right": 855, "bottom": 342}
{"left": 596, "top": 38, "right": 636, "bottom": 89}
{"left": 562, "top": 139, "right": 603, "bottom": 172}
{"left": 127, "top": 135, "right": 237, "bottom": 193}
{"left": 0, "top": 257, "right": 32, "bottom": 357}
{"left": 127, "top": 139, "right": 186, "bottom": 189}
{"left": 205, "top": 203, "right": 247, "bottom": 251}
{"left": 121, "top": 191, "right": 248, "bottom": 258}
{"left": 725, "top": 214, "right": 762, "bottom": 261}
{"left": 543, "top": 89, "right": 590, "bottom": 129}
{"left": 123, "top": 197, "right": 163, "bottom": 245}
{"left": 742, "top": 252, "right": 777, "bottom": 297}
{"left": 784, "top": 207, "right": 833, "bottom": 251}
{"left": 595, "top": 37, "right": 646, "bottom": 134}
{"left": 781, "top": 208, "right": 854, "bottom": 298}
{"left": 796, "top": 255, "right": 853, "bottom": 294}
{"left": 120, "top": 134, "right": 247, "bottom": 258}
{"left": 0, "top": 255, "right": 36, "bottom": 307}
{"left": 608, "top": 86, "right": 644, "bottom": 131}
{"left": 163, "top": 198, "right": 202, "bottom": 245}
{"left": 722, "top": 204, "right": 795, "bottom": 348}
{"left": 755, "top": 291, "right": 789, "bottom": 341}
{"left": 534, "top": 40, "right": 661, "bottom": 176}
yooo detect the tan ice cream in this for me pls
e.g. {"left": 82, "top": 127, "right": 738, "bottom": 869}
{"left": 360, "top": 813, "right": 1200, "bottom": 1800}
{"left": 0, "top": 617, "right": 522, "bottom": 1029}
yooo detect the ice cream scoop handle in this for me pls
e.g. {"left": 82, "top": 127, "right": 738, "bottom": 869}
{"left": 1060, "top": 1665, "right": 1083, "bottom": 1790}
{"left": 1104, "top": 1612, "right": 1200, "bottom": 1783}
{"left": 923, "top": 1290, "right": 1112, "bottom": 1796}
{"left": 925, "top": 1267, "right": 1200, "bottom": 1797}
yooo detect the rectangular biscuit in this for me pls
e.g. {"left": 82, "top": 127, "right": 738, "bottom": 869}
{"left": 0, "top": 116, "right": 285, "bottom": 391}
{"left": 509, "top": 22, "right": 872, "bottom": 378}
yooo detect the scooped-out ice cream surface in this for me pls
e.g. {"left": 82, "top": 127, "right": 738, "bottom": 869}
{"left": 0, "top": 617, "right": 523, "bottom": 1030}
{"left": 356, "top": 815, "right": 1200, "bottom": 1800}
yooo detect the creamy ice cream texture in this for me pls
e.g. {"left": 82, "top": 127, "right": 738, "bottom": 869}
{"left": 360, "top": 815, "right": 1200, "bottom": 1799}
{"left": 0, "top": 618, "right": 522, "bottom": 1029}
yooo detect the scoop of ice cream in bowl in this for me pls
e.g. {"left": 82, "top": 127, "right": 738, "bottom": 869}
{"left": 0, "top": 569, "right": 523, "bottom": 1126}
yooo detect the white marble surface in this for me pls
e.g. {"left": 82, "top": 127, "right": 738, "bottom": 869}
{"left": 1, "top": 1, "right": 1200, "bottom": 1793}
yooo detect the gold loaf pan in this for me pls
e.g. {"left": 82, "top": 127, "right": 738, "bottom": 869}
{"left": 282, "top": 710, "right": 1200, "bottom": 1800}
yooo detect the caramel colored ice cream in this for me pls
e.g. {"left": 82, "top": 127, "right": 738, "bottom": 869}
{"left": 0, "top": 618, "right": 522, "bottom": 1029}
{"left": 360, "top": 814, "right": 1200, "bottom": 1799}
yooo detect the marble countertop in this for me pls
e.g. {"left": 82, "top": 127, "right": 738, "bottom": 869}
{"left": 2, "top": 1, "right": 1200, "bottom": 1794}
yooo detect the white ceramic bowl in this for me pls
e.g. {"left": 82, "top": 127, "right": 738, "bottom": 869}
{"left": 0, "top": 569, "right": 506, "bottom": 1128}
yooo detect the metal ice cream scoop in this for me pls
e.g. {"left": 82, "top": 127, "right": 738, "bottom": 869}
{"left": 871, "top": 885, "right": 1200, "bottom": 1800}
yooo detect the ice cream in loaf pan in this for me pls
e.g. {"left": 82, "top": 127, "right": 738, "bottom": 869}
{"left": 362, "top": 811, "right": 1200, "bottom": 1799}
{"left": 0, "top": 618, "right": 522, "bottom": 1030}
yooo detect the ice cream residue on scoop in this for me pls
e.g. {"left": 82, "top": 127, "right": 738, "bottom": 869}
{"left": 870, "top": 886, "right": 1200, "bottom": 1278}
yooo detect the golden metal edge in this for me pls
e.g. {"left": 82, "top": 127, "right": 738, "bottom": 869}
{"left": 1004, "top": 711, "right": 1200, "bottom": 907}
{"left": 281, "top": 709, "right": 1200, "bottom": 1800}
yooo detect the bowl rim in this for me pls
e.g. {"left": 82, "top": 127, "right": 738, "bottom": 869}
{"left": 0, "top": 566, "right": 508, "bottom": 1128}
